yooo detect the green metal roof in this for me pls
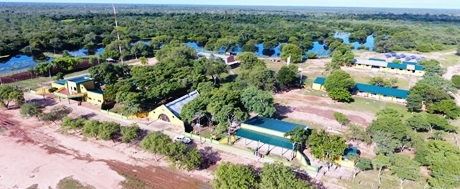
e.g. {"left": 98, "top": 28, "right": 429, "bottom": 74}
{"left": 87, "top": 89, "right": 104, "bottom": 95}
{"left": 53, "top": 75, "right": 93, "bottom": 85}
{"left": 67, "top": 75, "right": 92, "bottom": 84}
{"left": 235, "top": 128, "right": 296, "bottom": 149}
{"left": 244, "top": 116, "right": 308, "bottom": 133}
{"left": 354, "top": 83, "right": 408, "bottom": 98}
{"left": 313, "top": 77, "right": 326, "bottom": 85}
{"left": 387, "top": 63, "right": 423, "bottom": 71}
{"left": 54, "top": 80, "right": 66, "bottom": 85}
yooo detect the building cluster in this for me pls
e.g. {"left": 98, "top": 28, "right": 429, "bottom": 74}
{"left": 352, "top": 58, "right": 425, "bottom": 76}
{"left": 312, "top": 77, "right": 409, "bottom": 104}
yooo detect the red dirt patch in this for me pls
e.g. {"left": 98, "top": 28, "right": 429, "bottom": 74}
{"left": 0, "top": 112, "right": 35, "bottom": 143}
{"left": 104, "top": 160, "right": 212, "bottom": 189}
{"left": 291, "top": 106, "right": 370, "bottom": 126}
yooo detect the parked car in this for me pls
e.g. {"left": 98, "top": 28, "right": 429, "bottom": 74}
{"left": 173, "top": 135, "right": 192, "bottom": 144}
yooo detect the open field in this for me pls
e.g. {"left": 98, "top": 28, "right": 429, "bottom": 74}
{"left": 8, "top": 70, "right": 89, "bottom": 90}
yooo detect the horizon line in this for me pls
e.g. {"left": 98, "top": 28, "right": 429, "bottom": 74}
{"left": 1, "top": 2, "right": 459, "bottom": 10}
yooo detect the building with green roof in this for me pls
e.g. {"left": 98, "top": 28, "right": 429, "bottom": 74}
{"left": 353, "top": 58, "right": 425, "bottom": 76}
{"left": 312, "top": 77, "right": 408, "bottom": 104}
{"left": 51, "top": 75, "right": 105, "bottom": 105}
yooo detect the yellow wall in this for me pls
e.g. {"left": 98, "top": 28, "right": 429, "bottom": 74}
{"left": 312, "top": 83, "right": 324, "bottom": 90}
{"left": 127, "top": 112, "right": 148, "bottom": 119}
{"left": 148, "top": 105, "right": 184, "bottom": 127}
{"left": 335, "top": 156, "right": 355, "bottom": 168}
{"left": 51, "top": 83, "right": 65, "bottom": 89}
{"left": 241, "top": 123, "right": 285, "bottom": 138}
{"left": 86, "top": 91, "right": 104, "bottom": 105}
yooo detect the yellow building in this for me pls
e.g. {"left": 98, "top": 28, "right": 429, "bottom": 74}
{"left": 52, "top": 75, "right": 105, "bottom": 105}
{"left": 148, "top": 90, "right": 199, "bottom": 127}
{"left": 352, "top": 59, "right": 425, "bottom": 76}
{"left": 312, "top": 77, "right": 326, "bottom": 90}
{"left": 312, "top": 77, "right": 408, "bottom": 104}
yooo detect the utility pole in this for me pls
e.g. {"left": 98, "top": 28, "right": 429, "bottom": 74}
{"left": 112, "top": 0, "right": 123, "bottom": 65}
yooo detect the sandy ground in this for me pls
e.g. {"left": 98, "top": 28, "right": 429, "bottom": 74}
{"left": 274, "top": 90, "right": 375, "bottom": 128}
{"left": 0, "top": 93, "right": 271, "bottom": 189}
{"left": 128, "top": 57, "right": 158, "bottom": 66}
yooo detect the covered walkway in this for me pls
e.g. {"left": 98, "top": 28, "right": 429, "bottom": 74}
{"left": 235, "top": 128, "right": 296, "bottom": 159}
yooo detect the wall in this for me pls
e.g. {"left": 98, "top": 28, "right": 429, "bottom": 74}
{"left": 127, "top": 112, "right": 149, "bottom": 119}
{"left": 81, "top": 80, "right": 95, "bottom": 90}
{"left": 312, "top": 83, "right": 323, "bottom": 90}
{"left": 67, "top": 81, "right": 78, "bottom": 94}
{"left": 86, "top": 91, "right": 104, "bottom": 105}
{"left": 100, "top": 109, "right": 129, "bottom": 119}
{"left": 335, "top": 156, "right": 355, "bottom": 168}
{"left": 51, "top": 83, "right": 65, "bottom": 89}
{"left": 148, "top": 105, "right": 185, "bottom": 127}
{"left": 296, "top": 151, "right": 319, "bottom": 172}
{"left": 241, "top": 123, "right": 285, "bottom": 138}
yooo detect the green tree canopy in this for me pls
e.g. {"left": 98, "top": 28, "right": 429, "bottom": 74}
{"left": 213, "top": 162, "right": 257, "bottom": 189}
{"left": 425, "top": 140, "right": 460, "bottom": 188}
{"left": 140, "top": 131, "right": 175, "bottom": 161}
{"left": 406, "top": 114, "right": 430, "bottom": 132}
{"left": 280, "top": 44, "right": 302, "bottom": 63}
{"left": 240, "top": 87, "right": 276, "bottom": 117}
{"left": 121, "top": 124, "right": 140, "bottom": 143}
{"left": 333, "top": 112, "right": 349, "bottom": 126}
{"left": 427, "top": 99, "right": 460, "bottom": 119}
{"left": 452, "top": 75, "right": 460, "bottom": 88}
{"left": 20, "top": 102, "right": 43, "bottom": 120}
{"left": 391, "top": 154, "right": 421, "bottom": 189}
{"left": 276, "top": 65, "right": 299, "bottom": 90}
{"left": 40, "top": 105, "right": 72, "bottom": 124}
{"left": 0, "top": 85, "right": 25, "bottom": 109}
{"left": 259, "top": 163, "right": 312, "bottom": 189}
{"left": 307, "top": 129, "right": 347, "bottom": 165}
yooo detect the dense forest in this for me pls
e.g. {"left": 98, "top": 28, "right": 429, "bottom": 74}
{"left": 0, "top": 3, "right": 459, "bottom": 60}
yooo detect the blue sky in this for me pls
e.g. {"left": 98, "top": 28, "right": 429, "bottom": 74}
{"left": 3, "top": 0, "right": 459, "bottom": 9}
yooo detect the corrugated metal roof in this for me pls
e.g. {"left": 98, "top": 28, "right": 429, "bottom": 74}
{"left": 244, "top": 116, "right": 308, "bottom": 133}
{"left": 235, "top": 128, "right": 296, "bottom": 149}
{"left": 53, "top": 75, "right": 92, "bottom": 85}
{"left": 387, "top": 63, "right": 407, "bottom": 69}
{"left": 165, "top": 90, "right": 199, "bottom": 117}
{"left": 197, "top": 52, "right": 229, "bottom": 60}
{"left": 354, "top": 59, "right": 388, "bottom": 67}
{"left": 313, "top": 77, "right": 326, "bottom": 85}
{"left": 355, "top": 83, "right": 408, "bottom": 98}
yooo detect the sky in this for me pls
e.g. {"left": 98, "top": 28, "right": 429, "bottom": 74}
{"left": 2, "top": 0, "right": 460, "bottom": 9}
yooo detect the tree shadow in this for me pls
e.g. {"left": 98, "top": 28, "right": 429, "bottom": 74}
{"left": 272, "top": 103, "right": 293, "bottom": 120}
{"left": 29, "top": 97, "right": 57, "bottom": 107}
{"left": 81, "top": 112, "right": 97, "bottom": 119}
{"left": 199, "top": 146, "right": 221, "bottom": 170}
{"left": 292, "top": 166, "right": 327, "bottom": 189}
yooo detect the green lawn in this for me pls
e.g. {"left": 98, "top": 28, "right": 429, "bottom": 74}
{"left": 57, "top": 177, "right": 95, "bottom": 189}
{"left": 7, "top": 70, "right": 89, "bottom": 90}
{"left": 331, "top": 169, "right": 426, "bottom": 189}
{"left": 332, "top": 97, "right": 412, "bottom": 119}
{"left": 60, "top": 19, "right": 76, "bottom": 23}
{"left": 440, "top": 54, "right": 460, "bottom": 68}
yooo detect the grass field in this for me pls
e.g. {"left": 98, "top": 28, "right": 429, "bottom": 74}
{"left": 331, "top": 169, "right": 426, "bottom": 189}
{"left": 8, "top": 70, "right": 89, "bottom": 90}
{"left": 61, "top": 19, "right": 76, "bottom": 23}
{"left": 440, "top": 54, "right": 460, "bottom": 68}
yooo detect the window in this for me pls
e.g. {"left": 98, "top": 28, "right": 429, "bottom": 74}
{"left": 88, "top": 97, "right": 92, "bottom": 100}
{"left": 172, "top": 116, "right": 175, "bottom": 118}
{"left": 98, "top": 100, "right": 101, "bottom": 102}
{"left": 73, "top": 87, "right": 77, "bottom": 90}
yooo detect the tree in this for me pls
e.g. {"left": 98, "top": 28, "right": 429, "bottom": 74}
{"left": 329, "top": 88, "right": 353, "bottom": 102}
{"left": 425, "top": 140, "right": 460, "bottom": 188}
{"left": 373, "top": 154, "right": 391, "bottom": 185}
{"left": 168, "top": 142, "right": 203, "bottom": 171}
{"left": 198, "top": 57, "right": 228, "bottom": 85}
{"left": 61, "top": 116, "right": 86, "bottom": 131}
{"left": 20, "top": 102, "right": 43, "bottom": 120}
{"left": 307, "top": 129, "right": 347, "bottom": 168}
{"left": 284, "top": 126, "right": 310, "bottom": 149}
{"left": 121, "top": 124, "right": 140, "bottom": 143}
{"left": 333, "top": 112, "right": 349, "bottom": 126}
{"left": 0, "top": 85, "right": 25, "bottom": 109}
{"left": 34, "top": 63, "right": 52, "bottom": 76}
{"left": 88, "top": 63, "right": 126, "bottom": 85}
{"left": 259, "top": 162, "right": 311, "bottom": 189}
{"left": 240, "top": 87, "right": 276, "bottom": 117}
{"left": 324, "top": 69, "right": 355, "bottom": 101}
{"left": 139, "top": 57, "right": 147, "bottom": 65}
{"left": 376, "top": 108, "right": 403, "bottom": 119}
{"left": 276, "top": 65, "right": 298, "bottom": 89}
{"left": 391, "top": 154, "right": 421, "bottom": 189}
{"left": 280, "top": 44, "right": 302, "bottom": 63}
{"left": 236, "top": 52, "right": 265, "bottom": 70}
{"left": 140, "top": 132, "right": 174, "bottom": 161}
{"left": 39, "top": 105, "right": 72, "bottom": 124}
{"left": 426, "top": 114, "right": 455, "bottom": 133}
{"left": 368, "top": 76, "right": 387, "bottom": 87}
{"left": 213, "top": 162, "right": 257, "bottom": 189}
{"left": 306, "top": 52, "right": 317, "bottom": 59}
{"left": 427, "top": 99, "right": 460, "bottom": 119}
{"left": 347, "top": 155, "right": 373, "bottom": 181}
{"left": 406, "top": 114, "right": 430, "bottom": 132}
{"left": 452, "top": 75, "right": 460, "bottom": 88}
{"left": 237, "top": 65, "right": 276, "bottom": 91}
{"left": 344, "top": 124, "right": 372, "bottom": 145}
{"left": 330, "top": 44, "right": 355, "bottom": 68}
{"left": 82, "top": 120, "right": 101, "bottom": 138}
{"left": 406, "top": 94, "right": 423, "bottom": 112}
{"left": 55, "top": 72, "right": 65, "bottom": 80}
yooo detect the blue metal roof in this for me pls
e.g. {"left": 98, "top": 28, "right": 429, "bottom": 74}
{"left": 54, "top": 80, "right": 66, "bottom": 85}
{"left": 235, "top": 128, "right": 296, "bottom": 149}
{"left": 354, "top": 83, "right": 408, "bottom": 98}
{"left": 87, "top": 89, "right": 104, "bottom": 95}
{"left": 313, "top": 77, "right": 326, "bottom": 85}
{"left": 244, "top": 116, "right": 308, "bottom": 133}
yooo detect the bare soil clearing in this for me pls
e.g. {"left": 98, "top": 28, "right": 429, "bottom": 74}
{"left": 274, "top": 90, "right": 375, "bottom": 129}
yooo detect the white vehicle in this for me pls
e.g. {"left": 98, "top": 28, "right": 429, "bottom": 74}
{"left": 173, "top": 135, "right": 192, "bottom": 144}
